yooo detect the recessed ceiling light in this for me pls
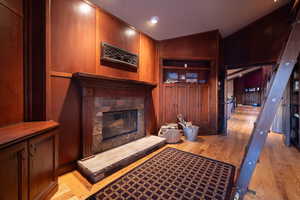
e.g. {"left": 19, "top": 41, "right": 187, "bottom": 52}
{"left": 79, "top": 3, "right": 91, "bottom": 14}
{"left": 274, "top": 0, "right": 278, "bottom": 2}
{"left": 150, "top": 16, "right": 159, "bottom": 25}
{"left": 125, "top": 28, "right": 136, "bottom": 36}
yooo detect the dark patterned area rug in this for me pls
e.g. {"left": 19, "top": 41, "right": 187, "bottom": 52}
{"left": 87, "top": 148, "right": 235, "bottom": 200}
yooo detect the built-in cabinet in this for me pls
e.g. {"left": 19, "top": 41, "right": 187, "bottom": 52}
{"left": 29, "top": 131, "right": 58, "bottom": 200}
{"left": 290, "top": 64, "right": 300, "bottom": 149}
{"left": 162, "top": 84, "right": 209, "bottom": 130}
{"left": 0, "top": 142, "right": 28, "bottom": 200}
{"left": 160, "top": 58, "right": 212, "bottom": 132}
{"left": 0, "top": 121, "right": 59, "bottom": 200}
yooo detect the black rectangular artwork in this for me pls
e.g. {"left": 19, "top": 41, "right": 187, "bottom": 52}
{"left": 101, "top": 42, "right": 139, "bottom": 71}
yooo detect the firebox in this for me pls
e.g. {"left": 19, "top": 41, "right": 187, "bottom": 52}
{"left": 102, "top": 110, "right": 138, "bottom": 140}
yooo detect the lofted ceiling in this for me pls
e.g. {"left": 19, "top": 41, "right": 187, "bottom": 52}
{"left": 90, "top": 0, "right": 289, "bottom": 41}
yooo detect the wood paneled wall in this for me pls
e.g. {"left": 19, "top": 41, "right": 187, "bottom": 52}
{"left": 234, "top": 69, "right": 264, "bottom": 105}
{"left": 158, "top": 31, "right": 220, "bottom": 133}
{"left": 224, "top": 5, "right": 291, "bottom": 68}
{"left": 0, "top": 0, "right": 24, "bottom": 127}
{"left": 47, "top": 0, "right": 157, "bottom": 173}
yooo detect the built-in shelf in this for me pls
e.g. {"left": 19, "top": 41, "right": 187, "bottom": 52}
{"left": 162, "top": 58, "right": 211, "bottom": 68}
{"left": 161, "top": 58, "right": 211, "bottom": 84}
{"left": 163, "top": 66, "right": 210, "bottom": 71}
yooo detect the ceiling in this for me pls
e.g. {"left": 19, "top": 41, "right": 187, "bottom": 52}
{"left": 90, "top": 0, "right": 289, "bottom": 41}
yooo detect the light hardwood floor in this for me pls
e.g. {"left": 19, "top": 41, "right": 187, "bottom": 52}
{"left": 51, "top": 106, "right": 300, "bottom": 200}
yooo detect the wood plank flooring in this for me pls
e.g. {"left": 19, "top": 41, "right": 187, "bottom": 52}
{"left": 51, "top": 106, "right": 300, "bottom": 200}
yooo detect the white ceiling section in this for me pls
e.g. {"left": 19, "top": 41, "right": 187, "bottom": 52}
{"left": 90, "top": 0, "right": 289, "bottom": 41}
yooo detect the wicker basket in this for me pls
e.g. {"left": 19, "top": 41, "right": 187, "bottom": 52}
{"left": 158, "top": 129, "right": 182, "bottom": 144}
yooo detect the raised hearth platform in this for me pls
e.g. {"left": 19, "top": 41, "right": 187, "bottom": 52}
{"left": 78, "top": 136, "right": 166, "bottom": 183}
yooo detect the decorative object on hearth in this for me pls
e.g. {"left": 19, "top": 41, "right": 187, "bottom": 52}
{"left": 86, "top": 148, "right": 235, "bottom": 200}
{"left": 183, "top": 125, "right": 199, "bottom": 141}
{"left": 177, "top": 114, "right": 199, "bottom": 141}
{"left": 158, "top": 123, "right": 181, "bottom": 144}
{"left": 101, "top": 42, "right": 138, "bottom": 71}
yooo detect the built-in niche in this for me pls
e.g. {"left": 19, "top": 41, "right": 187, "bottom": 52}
{"left": 162, "top": 58, "right": 211, "bottom": 84}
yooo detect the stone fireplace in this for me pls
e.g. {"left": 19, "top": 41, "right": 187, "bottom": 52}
{"left": 72, "top": 72, "right": 156, "bottom": 158}
{"left": 93, "top": 97, "right": 145, "bottom": 154}
{"left": 73, "top": 73, "right": 167, "bottom": 183}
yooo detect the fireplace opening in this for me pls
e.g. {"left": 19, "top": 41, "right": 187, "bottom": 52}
{"left": 102, "top": 109, "right": 138, "bottom": 140}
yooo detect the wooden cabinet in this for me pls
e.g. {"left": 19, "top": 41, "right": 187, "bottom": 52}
{"left": 0, "top": 121, "right": 59, "bottom": 200}
{"left": 29, "top": 130, "right": 58, "bottom": 200}
{"left": 160, "top": 57, "right": 215, "bottom": 133}
{"left": 163, "top": 84, "right": 178, "bottom": 123}
{"left": 162, "top": 84, "right": 209, "bottom": 132}
{"left": 290, "top": 64, "right": 300, "bottom": 149}
{"left": 0, "top": 142, "right": 28, "bottom": 200}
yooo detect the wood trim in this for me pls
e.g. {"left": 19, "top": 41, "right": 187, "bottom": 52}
{"left": 161, "top": 56, "right": 215, "bottom": 61}
{"left": 162, "top": 66, "right": 210, "bottom": 71}
{"left": 0, "top": 0, "right": 23, "bottom": 17}
{"left": 225, "top": 60, "right": 277, "bottom": 69}
{"left": 24, "top": 0, "right": 47, "bottom": 122}
{"left": 50, "top": 71, "right": 73, "bottom": 79}
{"left": 73, "top": 72, "right": 157, "bottom": 88}
{"left": 46, "top": 0, "right": 52, "bottom": 120}
{"left": 81, "top": 87, "right": 94, "bottom": 158}
{"left": 56, "top": 161, "right": 77, "bottom": 176}
{"left": 0, "top": 121, "right": 59, "bottom": 149}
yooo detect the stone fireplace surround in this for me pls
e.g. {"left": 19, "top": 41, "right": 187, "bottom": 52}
{"left": 72, "top": 72, "right": 157, "bottom": 158}
{"left": 93, "top": 97, "right": 145, "bottom": 154}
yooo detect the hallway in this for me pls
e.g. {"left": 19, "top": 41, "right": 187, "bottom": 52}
{"left": 52, "top": 106, "right": 300, "bottom": 200}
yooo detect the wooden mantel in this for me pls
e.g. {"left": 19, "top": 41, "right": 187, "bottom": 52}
{"left": 72, "top": 72, "right": 157, "bottom": 89}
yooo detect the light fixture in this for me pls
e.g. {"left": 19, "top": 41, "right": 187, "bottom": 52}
{"left": 79, "top": 3, "right": 91, "bottom": 14}
{"left": 274, "top": 0, "right": 278, "bottom": 2}
{"left": 150, "top": 16, "right": 159, "bottom": 25}
{"left": 125, "top": 28, "right": 136, "bottom": 36}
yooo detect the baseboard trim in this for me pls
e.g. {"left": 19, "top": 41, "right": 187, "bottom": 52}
{"left": 57, "top": 161, "right": 77, "bottom": 176}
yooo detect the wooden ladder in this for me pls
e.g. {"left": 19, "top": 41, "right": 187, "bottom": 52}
{"left": 232, "top": 6, "right": 300, "bottom": 200}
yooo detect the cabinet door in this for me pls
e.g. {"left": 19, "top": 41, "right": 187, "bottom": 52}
{"left": 186, "top": 85, "right": 201, "bottom": 125}
{"left": 0, "top": 142, "right": 28, "bottom": 200}
{"left": 163, "top": 85, "right": 178, "bottom": 123}
{"left": 177, "top": 85, "right": 187, "bottom": 119}
{"left": 29, "top": 130, "right": 58, "bottom": 200}
{"left": 186, "top": 85, "right": 210, "bottom": 130}
{"left": 199, "top": 85, "right": 210, "bottom": 129}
